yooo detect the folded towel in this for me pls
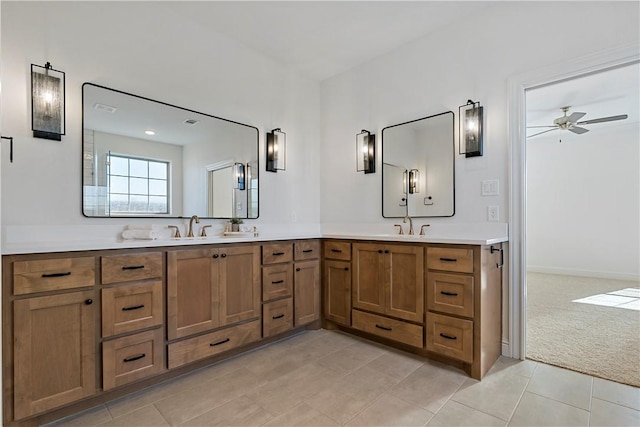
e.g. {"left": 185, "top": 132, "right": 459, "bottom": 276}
{"left": 126, "top": 224, "right": 166, "bottom": 231}
{"left": 122, "top": 229, "right": 161, "bottom": 240}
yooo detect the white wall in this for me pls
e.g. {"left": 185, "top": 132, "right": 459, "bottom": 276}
{"left": 319, "top": 1, "right": 640, "bottom": 227}
{"left": 527, "top": 124, "right": 640, "bottom": 280}
{"left": 0, "top": 1, "right": 320, "bottom": 230}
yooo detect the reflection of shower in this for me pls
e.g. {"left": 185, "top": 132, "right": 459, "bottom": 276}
{"left": 409, "top": 169, "right": 420, "bottom": 194}
{"left": 233, "top": 162, "right": 245, "bottom": 190}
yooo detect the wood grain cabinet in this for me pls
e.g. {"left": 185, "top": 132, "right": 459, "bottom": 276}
{"left": 294, "top": 240, "right": 320, "bottom": 326}
{"left": 322, "top": 241, "right": 352, "bottom": 326}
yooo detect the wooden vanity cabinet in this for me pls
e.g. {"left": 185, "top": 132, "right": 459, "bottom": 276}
{"left": 322, "top": 240, "right": 352, "bottom": 326}
{"left": 293, "top": 240, "right": 321, "bottom": 326}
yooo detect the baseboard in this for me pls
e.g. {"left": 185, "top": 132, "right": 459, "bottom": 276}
{"left": 527, "top": 265, "right": 639, "bottom": 282}
{"left": 501, "top": 340, "right": 511, "bottom": 358}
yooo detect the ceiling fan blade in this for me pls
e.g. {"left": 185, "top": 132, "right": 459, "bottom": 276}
{"left": 576, "top": 114, "right": 628, "bottom": 125}
{"left": 566, "top": 112, "right": 586, "bottom": 122}
{"left": 527, "top": 128, "right": 558, "bottom": 138}
{"left": 569, "top": 126, "right": 589, "bottom": 135}
{"left": 526, "top": 125, "right": 558, "bottom": 129}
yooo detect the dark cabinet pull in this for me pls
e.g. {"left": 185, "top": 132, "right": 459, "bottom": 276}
{"left": 210, "top": 338, "right": 230, "bottom": 347}
{"left": 213, "top": 254, "right": 219, "bottom": 259}
{"left": 296, "top": 268, "right": 301, "bottom": 272}
{"left": 123, "top": 353, "right": 146, "bottom": 363}
{"left": 302, "top": 249, "right": 313, "bottom": 253}
{"left": 221, "top": 253, "right": 227, "bottom": 258}
{"left": 440, "top": 257, "right": 457, "bottom": 262}
{"left": 272, "top": 314, "right": 285, "bottom": 319}
{"left": 385, "top": 250, "right": 389, "bottom": 254}
{"left": 440, "top": 333, "right": 457, "bottom": 340}
{"left": 85, "top": 299, "right": 93, "bottom": 305}
{"left": 378, "top": 250, "right": 383, "bottom": 253}
{"left": 122, "top": 265, "right": 144, "bottom": 270}
{"left": 375, "top": 324, "right": 392, "bottom": 331}
{"left": 42, "top": 272, "right": 71, "bottom": 278}
{"left": 272, "top": 280, "right": 284, "bottom": 284}
{"left": 272, "top": 252, "right": 285, "bottom": 256}
{"left": 122, "top": 304, "right": 144, "bottom": 311}
{"left": 331, "top": 249, "right": 343, "bottom": 253}
{"left": 490, "top": 245, "right": 504, "bottom": 269}
{"left": 344, "top": 267, "right": 349, "bottom": 271}
{"left": 440, "top": 291, "right": 458, "bottom": 296}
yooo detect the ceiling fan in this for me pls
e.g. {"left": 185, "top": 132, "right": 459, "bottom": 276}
{"left": 527, "top": 106, "right": 628, "bottom": 138}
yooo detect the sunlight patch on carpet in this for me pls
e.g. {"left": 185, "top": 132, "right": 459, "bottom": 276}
{"left": 573, "top": 288, "right": 640, "bottom": 310}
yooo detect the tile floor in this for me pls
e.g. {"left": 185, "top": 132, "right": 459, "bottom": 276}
{"left": 47, "top": 329, "right": 640, "bottom": 427}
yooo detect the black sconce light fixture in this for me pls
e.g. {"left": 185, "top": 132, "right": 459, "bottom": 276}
{"left": 408, "top": 169, "right": 420, "bottom": 194}
{"left": 459, "top": 99, "right": 483, "bottom": 157}
{"left": 266, "top": 128, "right": 286, "bottom": 172}
{"left": 31, "top": 62, "right": 65, "bottom": 141}
{"left": 356, "top": 129, "right": 375, "bottom": 173}
{"left": 233, "top": 162, "right": 246, "bottom": 190}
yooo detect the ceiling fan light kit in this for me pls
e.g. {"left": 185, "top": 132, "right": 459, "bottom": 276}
{"left": 527, "top": 106, "right": 628, "bottom": 140}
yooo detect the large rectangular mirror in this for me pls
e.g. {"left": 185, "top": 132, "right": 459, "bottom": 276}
{"left": 82, "top": 83, "right": 259, "bottom": 218}
{"left": 382, "top": 111, "right": 454, "bottom": 217}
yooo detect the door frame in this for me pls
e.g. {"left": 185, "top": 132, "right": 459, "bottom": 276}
{"left": 507, "top": 41, "right": 640, "bottom": 360}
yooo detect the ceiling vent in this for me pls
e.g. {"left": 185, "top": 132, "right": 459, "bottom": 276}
{"left": 93, "top": 103, "right": 117, "bottom": 113}
{"left": 183, "top": 119, "right": 200, "bottom": 126}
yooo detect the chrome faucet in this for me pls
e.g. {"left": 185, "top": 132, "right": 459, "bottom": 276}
{"left": 403, "top": 215, "right": 414, "bottom": 235}
{"left": 187, "top": 215, "right": 200, "bottom": 237}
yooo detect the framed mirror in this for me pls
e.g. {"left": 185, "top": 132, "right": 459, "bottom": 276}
{"left": 82, "top": 83, "right": 259, "bottom": 219}
{"left": 382, "top": 111, "right": 454, "bottom": 217}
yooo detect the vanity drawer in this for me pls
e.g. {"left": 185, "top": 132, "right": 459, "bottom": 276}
{"left": 13, "top": 256, "right": 96, "bottom": 295}
{"left": 168, "top": 319, "right": 261, "bottom": 369}
{"left": 103, "top": 328, "right": 165, "bottom": 391}
{"left": 102, "top": 280, "right": 163, "bottom": 337}
{"left": 262, "top": 243, "right": 293, "bottom": 265}
{"left": 427, "top": 273, "right": 474, "bottom": 318}
{"left": 102, "top": 252, "right": 163, "bottom": 284}
{"left": 427, "top": 247, "right": 473, "bottom": 274}
{"left": 426, "top": 312, "right": 473, "bottom": 363}
{"left": 262, "top": 264, "right": 293, "bottom": 302}
{"left": 263, "top": 298, "right": 293, "bottom": 337}
{"left": 323, "top": 241, "right": 351, "bottom": 261}
{"left": 351, "top": 309, "right": 423, "bottom": 348}
{"left": 294, "top": 240, "right": 320, "bottom": 261}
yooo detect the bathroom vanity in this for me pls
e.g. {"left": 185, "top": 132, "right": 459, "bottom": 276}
{"left": 1, "top": 230, "right": 505, "bottom": 426}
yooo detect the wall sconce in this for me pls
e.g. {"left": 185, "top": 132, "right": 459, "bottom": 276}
{"left": 233, "top": 162, "right": 245, "bottom": 190}
{"left": 266, "top": 128, "right": 286, "bottom": 172}
{"left": 31, "top": 62, "right": 65, "bottom": 141}
{"left": 409, "top": 169, "right": 420, "bottom": 194}
{"left": 356, "top": 129, "right": 375, "bottom": 173}
{"left": 459, "top": 99, "right": 483, "bottom": 157}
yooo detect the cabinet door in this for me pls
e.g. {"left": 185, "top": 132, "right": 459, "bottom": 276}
{"left": 323, "top": 260, "right": 351, "bottom": 326}
{"left": 13, "top": 291, "right": 96, "bottom": 419}
{"left": 352, "top": 243, "right": 386, "bottom": 315}
{"left": 386, "top": 244, "right": 424, "bottom": 323}
{"left": 294, "top": 260, "right": 320, "bottom": 326}
{"left": 167, "top": 248, "right": 219, "bottom": 340}
{"left": 219, "top": 245, "right": 261, "bottom": 326}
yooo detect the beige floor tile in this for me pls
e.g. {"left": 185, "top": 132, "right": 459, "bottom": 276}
{"left": 316, "top": 339, "right": 387, "bottom": 375}
{"left": 46, "top": 405, "right": 113, "bottom": 427}
{"left": 154, "top": 367, "right": 266, "bottom": 425}
{"left": 180, "top": 395, "right": 274, "bottom": 426}
{"left": 508, "top": 392, "right": 589, "bottom": 426}
{"left": 99, "top": 405, "right": 169, "bottom": 427}
{"left": 487, "top": 356, "right": 537, "bottom": 378}
{"left": 263, "top": 402, "right": 341, "bottom": 427}
{"left": 592, "top": 377, "right": 640, "bottom": 410}
{"left": 426, "top": 400, "right": 506, "bottom": 426}
{"left": 390, "top": 361, "right": 468, "bottom": 414}
{"left": 452, "top": 369, "right": 530, "bottom": 421}
{"left": 526, "top": 363, "right": 593, "bottom": 410}
{"left": 589, "top": 398, "right": 640, "bottom": 427}
{"left": 345, "top": 393, "right": 434, "bottom": 427}
{"left": 364, "top": 348, "right": 424, "bottom": 380}
{"left": 304, "top": 383, "right": 379, "bottom": 424}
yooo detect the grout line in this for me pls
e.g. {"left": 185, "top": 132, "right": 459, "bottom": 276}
{"left": 504, "top": 363, "right": 537, "bottom": 425}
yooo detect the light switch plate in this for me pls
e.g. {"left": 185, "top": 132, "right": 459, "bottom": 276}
{"left": 481, "top": 179, "right": 500, "bottom": 196}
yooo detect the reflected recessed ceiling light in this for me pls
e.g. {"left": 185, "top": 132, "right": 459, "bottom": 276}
{"left": 145, "top": 130, "right": 155, "bottom": 136}
{"left": 183, "top": 119, "right": 199, "bottom": 126}
{"left": 94, "top": 103, "right": 117, "bottom": 113}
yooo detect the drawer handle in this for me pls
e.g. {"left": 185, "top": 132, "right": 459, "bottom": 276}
{"left": 296, "top": 268, "right": 301, "bottom": 272}
{"left": 123, "top": 353, "right": 146, "bottom": 363}
{"left": 122, "top": 265, "right": 144, "bottom": 270}
{"left": 491, "top": 245, "right": 504, "bottom": 269}
{"left": 302, "top": 249, "right": 313, "bottom": 253}
{"left": 331, "top": 249, "right": 343, "bottom": 253}
{"left": 344, "top": 267, "right": 349, "bottom": 271}
{"left": 272, "top": 280, "right": 285, "bottom": 284}
{"left": 272, "top": 314, "right": 285, "bottom": 320}
{"left": 440, "top": 333, "right": 457, "bottom": 340}
{"left": 221, "top": 254, "right": 227, "bottom": 258}
{"left": 41, "top": 272, "right": 71, "bottom": 278}
{"left": 440, "top": 291, "right": 458, "bottom": 296}
{"left": 375, "top": 324, "right": 392, "bottom": 331}
{"left": 272, "top": 252, "right": 285, "bottom": 256}
{"left": 122, "top": 304, "right": 145, "bottom": 311}
{"left": 213, "top": 254, "right": 219, "bottom": 259}
{"left": 210, "top": 338, "right": 230, "bottom": 347}
{"left": 439, "top": 257, "right": 457, "bottom": 262}
{"left": 85, "top": 299, "right": 93, "bottom": 305}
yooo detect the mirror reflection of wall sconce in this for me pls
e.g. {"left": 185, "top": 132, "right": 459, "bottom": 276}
{"left": 1, "top": 136, "right": 14, "bottom": 163}
{"left": 459, "top": 99, "right": 483, "bottom": 157}
{"left": 31, "top": 62, "right": 65, "bottom": 141}
{"left": 356, "top": 129, "right": 376, "bottom": 173}
{"left": 409, "top": 169, "right": 420, "bottom": 194}
{"left": 233, "top": 162, "right": 245, "bottom": 190}
{"left": 266, "top": 128, "right": 286, "bottom": 172}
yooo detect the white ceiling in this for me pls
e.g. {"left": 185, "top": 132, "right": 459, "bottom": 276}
{"left": 160, "top": 1, "right": 494, "bottom": 81}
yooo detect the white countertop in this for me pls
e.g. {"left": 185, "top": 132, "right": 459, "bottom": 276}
{"left": 2, "top": 222, "right": 508, "bottom": 255}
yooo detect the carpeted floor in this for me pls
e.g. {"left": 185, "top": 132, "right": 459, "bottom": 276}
{"left": 526, "top": 272, "right": 640, "bottom": 387}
